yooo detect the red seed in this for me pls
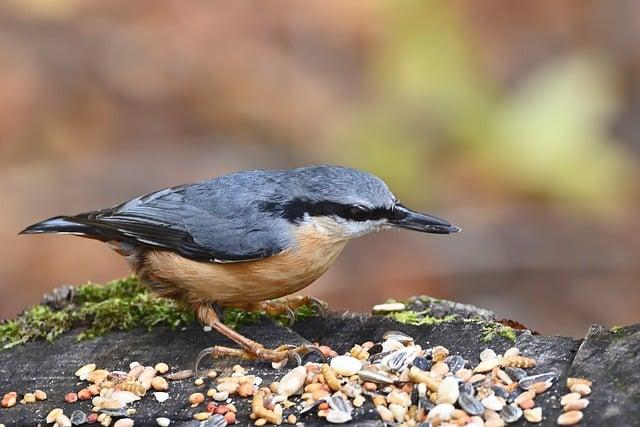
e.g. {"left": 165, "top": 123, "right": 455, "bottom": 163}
{"left": 207, "top": 402, "right": 217, "bottom": 413}
{"left": 224, "top": 411, "right": 236, "bottom": 424}
{"left": 77, "top": 389, "right": 92, "bottom": 400}
{"left": 64, "top": 392, "right": 78, "bottom": 403}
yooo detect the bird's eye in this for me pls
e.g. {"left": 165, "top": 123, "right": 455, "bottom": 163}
{"left": 348, "top": 205, "right": 368, "bottom": 220}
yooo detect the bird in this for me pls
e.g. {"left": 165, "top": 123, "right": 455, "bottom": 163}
{"left": 20, "top": 165, "right": 460, "bottom": 363}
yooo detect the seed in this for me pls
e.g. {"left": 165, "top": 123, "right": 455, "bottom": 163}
{"left": 473, "top": 358, "right": 501, "bottom": 373}
{"left": 213, "top": 391, "right": 229, "bottom": 401}
{"left": 431, "top": 345, "right": 449, "bottom": 363}
{"left": 70, "top": 410, "right": 86, "bottom": 425}
{"left": 151, "top": 376, "right": 169, "bottom": 391}
{"left": 376, "top": 405, "right": 394, "bottom": 422}
{"left": 330, "top": 355, "right": 362, "bottom": 377}
{"left": 88, "top": 384, "right": 101, "bottom": 396}
{"left": 207, "top": 370, "right": 218, "bottom": 380}
{"left": 372, "top": 394, "right": 386, "bottom": 407}
{"left": 165, "top": 370, "right": 193, "bottom": 381}
{"left": 557, "top": 410, "right": 583, "bottom": 425}
{"left": 99, "top": 414, "right": 112, "bottom": 427}
{"left": 560, "top": 392, "right": 581, "bottom": 406}
{"left": 156, "top": 418, "right": 171, "bottom": 427}
{"left": 499, "top": 404, "right": 523, "bottom": 423}
{"left": 326, "top": 409, "right": 353, "bottom": 424}
{"left": 194, "top": 378, "right": 204, "bottom": 386}
{"left": 495, "top": 369, "right": 513, "bottom": 385}
{"left": 34, "top": 390, "right": 47, "bottom": 401}
{"left": 500, "top": 356, "right": 536, "bottom": 369}
{"left": 514, "top": 390, "right": 535, "bottom": 405}
{"left": 254, "top": 418, "right": 267, "bottom": 426}
{"left": 193, "top": 412, "right": 211, "bottom": 421}
{"left": 563, "top": 399, "right": 589, "bottom": 411}
{"left": 479, "top": 349, "right": 497, "bottom": 362}
{"left": 386, "top": 390, "right": 411, "bottom": 406}
{"left": 22, "top": 393, "right": 36, "bottom": 404}
{"left": 530, "top": 381, "right": 552, "bottom": 394}
{"left": 468, "top": 373, "right": 486, "bottom": 384}
{"left": 225, "top": 411, "right": 237, "bottom": 424}
{"left": 436, "top": 377, "right": 459, "bottom": 405}
{"left": 389, "top": 403, "right": 407, "bottom": 423}
{"left": 152, "top": 362, "right": 169, "bottom": 374}
{"left": 238, "top": 382, "right": 254, "bottom": 397}
{"left": 47, "top": 408, "right": 64, "bottom": 423}
{"left": 518, "top": 372, "right": 556, "bottom": 390}
{"left": 217, "top": 381, "right": 239, "bottom": 394}
{"left": 504, "top": 367, "right": 527, "bottom": 381}
{"left": 566, "top": 377, "right": 592, "bottom": 388}
{"left": 64, "top": 392, "right": 78, "bottom": 403}
{"left": 111, "top": 390, "right": 140, "bottom": 405}
{"left": 353, "top": 395, "right": 365, "bottom": 407}
{"left": 485, "top": 417, "right": 506, "bottom": 427}
{"left": 312, "top": 389, "right": 330, "bottom": 400}
{"left": 276, "top": 366, "right": 306, "bottom": 397}
{"left": 127, "top": 365, "right": 144, "bottom": 381}
{"left": 445, "top": 355, "right": 465, "bottom": 373}
{"left": 519, "top": 399, "right": 535, "bottom": 409}
{"left": 77, "top": 388, "right": 92, "bottom": 400}
{"left": 153, "top": 392, "right": 169, "bottom": 403}
{"left": 75, "top": 363, "right": 97, "bottom": 380}
{"left": 456, "top": 368, "right": 472, "bottom": 382}
{"left": 504, "top": 347, "right": 520, "bottom": 358}
{"left": 88, "top": 369, "right": 110, "bottom": 384}
{"left": 524, "top": 407, "right": 542, "bottom": 423}
{"left": 114, "top": 419, "right": 134, "bottom": 427}
{"left": 286, "top": 414, "right": 297, "bottom": 424}
{"left": 427, "top": 403, "right": 455, "bottom": 421}
{"left": 189, "top": 392, "right": 205, "bottom": 406}
{"left": 569, "top": 383, "right": 591, "bottom": 396}
{"left": 458, "top": 393, "right": 484, "bottom": 416}
{"left": 431, "top": 361, "right": 450, "bottom": 377}
{"left": 55, "top": 414, "right": 72, "bottom": 427}
{"left": 322, "top": 364, "right": 342, "bottom": 392}
{"left": 481, "top": 395, "right": 504, "bottom": 411}
{"left": 2, "top": 392, "right": 16, "bottom": 408}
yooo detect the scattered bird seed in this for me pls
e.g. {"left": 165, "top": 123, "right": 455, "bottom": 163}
{"left": 557, "top": 410, "right": 584, "bottom": 425}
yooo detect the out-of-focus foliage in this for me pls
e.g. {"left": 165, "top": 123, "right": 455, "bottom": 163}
{"left": 2, "top": 0, "right": 640, "bottom": 336}
{"left": 327, "top": 0, "right": 634, "bottom": 209}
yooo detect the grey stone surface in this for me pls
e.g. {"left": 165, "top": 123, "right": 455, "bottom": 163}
{"left": 0, "top": 301, "right": 637, "bottom": 426}
{"left": 567, "top": 324, "right": 640, "bottom": 426}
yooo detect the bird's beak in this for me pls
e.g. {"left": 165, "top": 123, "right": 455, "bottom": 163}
{"left": 388, "top": 204, "right": 461, "bottom": 234}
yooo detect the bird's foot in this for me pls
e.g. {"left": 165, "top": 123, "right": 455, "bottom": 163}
{"left": 223, "top": 296, "right": 328, "bottom": 326}
{"left": 195, "top": 343, "right": 325, "bottom": 371}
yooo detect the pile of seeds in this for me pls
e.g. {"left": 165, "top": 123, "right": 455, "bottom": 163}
{"left": 0, "top": 329, "right": 594, "bottom": 426}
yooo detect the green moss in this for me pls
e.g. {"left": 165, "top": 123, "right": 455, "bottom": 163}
{"left": 0, "top": 277, "right": 319, "bottom": 350}
{"left": 610, "top": 325, "right": 623, "bottom": 334}
{"left": 480, "top": 322, "right": 517, "bottom": 343}
{"left": 387, "top": 310, "right": 457, "bottom": 326}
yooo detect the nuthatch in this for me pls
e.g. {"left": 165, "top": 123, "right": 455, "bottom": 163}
{"left": 21, "top": 165, "right": 460, "bottom": 362}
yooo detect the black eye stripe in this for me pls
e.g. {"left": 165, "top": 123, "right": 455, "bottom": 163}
{"left": 260, "top": 199, "right": 393, "bottom": 223}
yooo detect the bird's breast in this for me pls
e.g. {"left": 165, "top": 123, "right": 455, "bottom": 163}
{"left": 137, "top": 223, "right": 347, "bottom": 304}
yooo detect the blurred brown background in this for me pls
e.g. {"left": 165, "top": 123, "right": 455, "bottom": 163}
{"left": 1, "top": 0, "right": 639, "bottom": 337}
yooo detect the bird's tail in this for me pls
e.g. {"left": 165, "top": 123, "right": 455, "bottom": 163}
{"left": 19, "top": 216, "right": 106, "bottom": 240}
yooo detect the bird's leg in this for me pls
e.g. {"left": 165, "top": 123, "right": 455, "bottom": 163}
{"left": 221, "top": 295, "right": 328, "bottom": 326}
{"left": 193, "top": 302, "right": 322, "bottom": 366}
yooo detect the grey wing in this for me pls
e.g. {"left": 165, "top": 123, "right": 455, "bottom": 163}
{"left": 65, "top": 180, "right": 291, "bottom": 262}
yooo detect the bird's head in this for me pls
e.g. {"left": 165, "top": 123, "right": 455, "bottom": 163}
{"left": 263, "top": 165, "right": 461, "bottom": 240}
